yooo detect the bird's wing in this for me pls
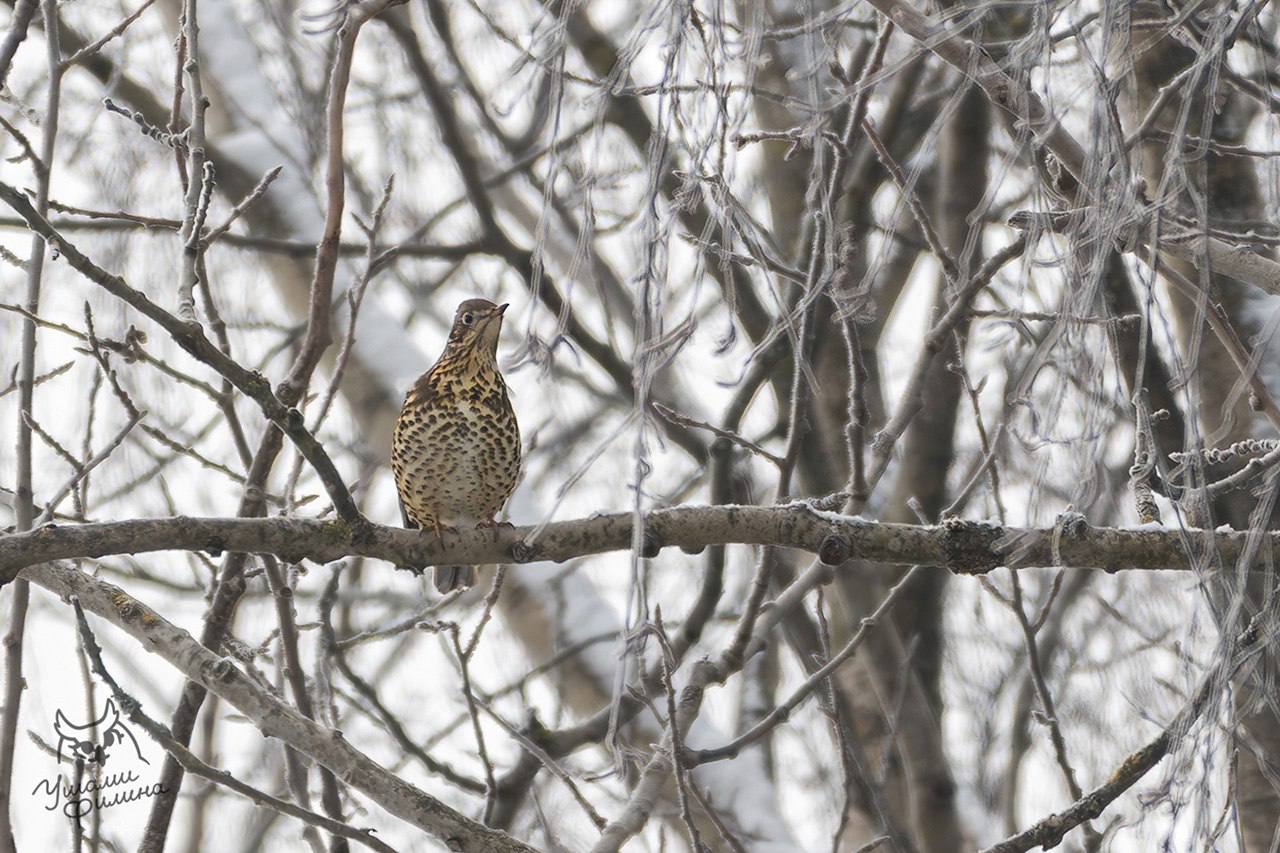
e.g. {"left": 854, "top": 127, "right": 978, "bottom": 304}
{"left": 408, "top": 366, "right": 440, "bottom": 408}
{"left": 398, "top": 494, "right": 419, "bottom": 530}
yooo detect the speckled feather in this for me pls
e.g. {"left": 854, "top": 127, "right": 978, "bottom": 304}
{"left": 392, "top": 299, "right": 520, "bottom": 591}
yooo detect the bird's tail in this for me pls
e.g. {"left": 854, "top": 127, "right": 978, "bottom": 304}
{"left": 434, "top": 565, "right": 475, "bottom": 593}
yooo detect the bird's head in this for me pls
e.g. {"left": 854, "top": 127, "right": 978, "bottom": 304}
{"left": 445, "top": 298, "right": 508, "bottom": 357}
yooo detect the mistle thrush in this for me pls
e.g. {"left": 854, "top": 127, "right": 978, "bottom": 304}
{"left": 392, "top": 299, "right": 521, "bottom": 592}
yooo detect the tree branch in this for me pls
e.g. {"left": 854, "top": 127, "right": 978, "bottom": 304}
{"left": 1, "top": 507, "right": 1268, "bottom": 586}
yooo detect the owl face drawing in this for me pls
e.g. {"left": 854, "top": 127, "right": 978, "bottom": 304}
{"left": 53, "top": 699, "right": 148, "bottom": 767}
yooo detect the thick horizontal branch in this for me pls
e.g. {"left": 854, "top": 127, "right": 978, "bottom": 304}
{"left": 1, "top": 505, "right": 1263, "bottom": 585}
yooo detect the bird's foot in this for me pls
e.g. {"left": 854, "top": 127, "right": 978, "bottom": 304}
{"left": 475, "top": 519, "right": 515, "bottom": 530}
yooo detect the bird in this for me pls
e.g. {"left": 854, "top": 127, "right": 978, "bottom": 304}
{"left": 392, "top": 298, "right": 521, "bottom": 592}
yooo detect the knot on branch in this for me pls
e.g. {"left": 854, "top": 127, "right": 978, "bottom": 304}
{"left": 510, "top": 539, "right": 538, "bottom": 563}
{"left": 209, "top": 656, "right": 238, "bottom": 683}
{"left": 347, "top": 517, "right": 376, "bottom": 545}
{"left": 1036, "top": 812, "right": 1071, "bottom": 849}
{"left": 940, "top": 517, "right": 1003, "bottom": 574}
{"left": 1051, "top": 509, "right": 1090, "bottom": 566}
{"left": 111, "top": 590, "right": 139, "bottom": 621}
{"left": 1055, "top": 510, "right": 1089, "bottom": 538}
{"left": 818, "top": 533, "right": 851, "bottom": 565}
{"left": 246, "top": 370, "right": 271, "bottom": 395}
{"left": 869, "top": 429, "right": 889, "bottom": 455}
{"left": 640, "top": 529, "right": 661, "bottom": 559}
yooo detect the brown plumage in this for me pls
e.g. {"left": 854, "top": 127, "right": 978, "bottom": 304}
{"left": 392, "top": 299, "right": 521, "bottom": 592}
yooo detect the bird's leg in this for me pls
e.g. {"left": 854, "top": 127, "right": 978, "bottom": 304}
{"left": 430, "top": 518, "right": 459, "bottom": 543}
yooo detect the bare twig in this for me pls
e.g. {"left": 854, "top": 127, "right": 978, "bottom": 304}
{"left": 35, "top": 409, "right": 145, "bottom": 525}
{"left": 319, "top": 568, "right": 485, "bottom": 792}
{"left": 653, "top": 609, "right": 706, "bottom": 853}
{"left": 175, "top": 0, "right": 209, "bottom": 324}
{"left": 0, "top": 4, "right": 61, "bottom": 847}
{"left": 689, "top": 565, "right": 923, "bottom": 765}
{"left": 861, "top": 117, "right": 958, "bottom": 284}
{"left": 60, "top": 0, "right": 158, "bottom": 70}
{"left": 474, "top": 698, "right": 608, "bottom": 831}
{"left": 858, "top": 236, "right": 1028, "bottom": 513}
{"left": 0, "top": 0, "right": 38, "bottom": 88}
{"left": 653, "top": 402, "right": 783, "bottom": 466}
{"left": 202, "top": 165, "right": 283, "bottom": 247}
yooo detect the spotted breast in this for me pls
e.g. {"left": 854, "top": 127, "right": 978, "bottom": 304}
{"left": 392, "top": 299, "right": 520, "bottom": 592}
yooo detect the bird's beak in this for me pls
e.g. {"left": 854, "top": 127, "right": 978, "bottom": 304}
{"left": 496, "top": 303, "right": 509, "bottom": 315}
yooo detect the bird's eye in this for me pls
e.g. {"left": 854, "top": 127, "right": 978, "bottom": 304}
{"left": 462, "top": 313, "right": 474, "bottom": 326}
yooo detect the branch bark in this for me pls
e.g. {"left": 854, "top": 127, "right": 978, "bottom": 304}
{"left": 0, "top": 507, "right": 1269, "bottom": 585}
{"left": 0, "top": 0, "right": 36, "bottom": 88}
